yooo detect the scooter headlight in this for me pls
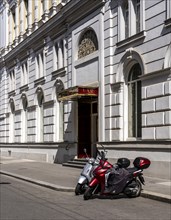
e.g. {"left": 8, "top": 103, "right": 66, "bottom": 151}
{"left": 88, "top": 158, "right": 95, "bottom": 164}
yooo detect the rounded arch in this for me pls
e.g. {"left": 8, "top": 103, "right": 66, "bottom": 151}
{"left": 9, "top": 97, "right": 15, "bottom": 114}
{"left": 35, "top": 86, "right": 45, "bottom": 142}
{"left": 114, "top": 49, "right": 144, "bottom": 141}
{"left": 52, "top": 79, "right": 65, "bottom": 142}
{"left": 164, "top": 43, "right": 171, "bottom": 68}
{"left": 35, "top": 86, "right": 45, "bottom": 107}
{"left": 20, "top": 93, "right": 28, "bottom": 111}
{"left": 52, "top": 79, "right": 64, "bottom": 101}
{"left": 8, "top": 97, "right": 15, "bottom": 143}
{"left": 116, "top": 48, "right": 145, "bottom": 83}
{"left": 78, "top": 28, "right": 98, "bottom": 59}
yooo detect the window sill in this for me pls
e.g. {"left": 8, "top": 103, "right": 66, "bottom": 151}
{"left": 19, "top": 84, "right": 29, "bottom": 93}
{"left": 164, "top": 18, "right": 171, "bottom": 28}
{"left": 126, "top": 137, "right": 142, "bottom": 141}
{"left": 34, "top": 76, "right": 46, "bottom": 87}
{"left": 116, "top": 31, "right": 146, "bottom": 49}
{"left": 52, "top": 67, "right": 66, "bottom": 80}
{"left": 8, "top": 90, "right": 16, "bottom": 98}
{"left": 74, "top": 51, "right": 99, "bottom": 67}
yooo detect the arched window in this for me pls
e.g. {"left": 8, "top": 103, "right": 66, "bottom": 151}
{"left": 54, "top": 79, "right": 64, "bottom": 142}
{"left": 78, "top": 29, "right": 98, "bottom": 59}
{"left": 9, "top": 98, "right": 15, "bottom": 142}
{"left": 37, "top": 87, "right": 44, "bottom": 142}
{"left": 21, "top": 94, "right": 28, "bottom": 142}
{"left": 128, "top": 63, "right": 142, "bottom": 138}
{"left": 123, "top": 0, "right": 129, "bottom": 38}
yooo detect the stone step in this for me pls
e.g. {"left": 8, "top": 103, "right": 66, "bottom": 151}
{"left": 62, "top": 158, "right": 87, "bottom": 169}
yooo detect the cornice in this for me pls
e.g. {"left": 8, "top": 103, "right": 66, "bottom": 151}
{"left": 140, "top": 67, "right": 171, "bottom": 81}
{"left": 3, "top": 0, "right": 105, "bottom": 64}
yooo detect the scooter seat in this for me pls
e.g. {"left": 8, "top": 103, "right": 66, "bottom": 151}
{"left": 126, "top": 167, "right": 138, "bottom": 173}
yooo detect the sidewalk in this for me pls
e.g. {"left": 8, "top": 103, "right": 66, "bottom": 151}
{"left": 0, "top": 156, "right": 171, "bottom": 203}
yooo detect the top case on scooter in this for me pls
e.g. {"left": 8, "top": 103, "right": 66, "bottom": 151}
{"left": 133, "top": 157, "right": 151, "bottom": 169}
{"left": 117, "top": 158, "right": 130, "bottom": 168}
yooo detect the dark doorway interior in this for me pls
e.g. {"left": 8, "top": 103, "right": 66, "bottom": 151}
{"left": 78, "top": 102, "right": 91, "bottom": 158}
{"left": 78, "top": 98, "right": 98, "bottom": 158}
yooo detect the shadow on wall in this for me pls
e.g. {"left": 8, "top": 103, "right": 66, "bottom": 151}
{"left": 54, "top": 101, "right": 77, "bottom": 163}
{"left": 54, "top": 142, "right": 77, "bottom": 164}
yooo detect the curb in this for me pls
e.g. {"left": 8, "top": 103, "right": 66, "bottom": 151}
{"left": 1, "top": 170, "right": 171, "bottom": 203}
{"left": 0, "top": 171, "right": 74, "bottom": 192}
{"left": 141, "top": 190, "right": 171, "bottom": 204}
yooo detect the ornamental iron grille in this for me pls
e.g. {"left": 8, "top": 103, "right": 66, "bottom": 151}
{"left": 78, "top": 30, "right": 98, "bottom": 59}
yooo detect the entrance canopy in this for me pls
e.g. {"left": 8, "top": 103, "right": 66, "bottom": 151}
{"left": 58, "top": 86, "right": 98, "bottom": 101}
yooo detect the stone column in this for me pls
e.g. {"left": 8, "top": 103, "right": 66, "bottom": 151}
{"left": 19, "top": 0, "right": 24, "bottom": 41}
{"left": 34, "top": 0, "right": 39, "bottom": 30}
{"left": 52, "top": 0, "right": 57, "bottom": 15}
{"left": 8, "top": 10, "right": 13, "bottom": 49}
{"left": 14, "top": 2, "right": 19, "bottom": 45}
{"left": 43, "top": 0, "right": 49, "bottom": 22}
{"left": 27, "top": 0, "right": 32, "bottom": 35}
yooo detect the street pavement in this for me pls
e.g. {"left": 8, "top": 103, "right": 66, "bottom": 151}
{"left": 0, "top": 156, "right": 171, "bottom": 203}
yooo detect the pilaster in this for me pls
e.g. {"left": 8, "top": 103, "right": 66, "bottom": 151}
{"left": 52, "top": 0, "right": 57, "bottom": 15}
{"left": 14, "top": 1, "right": 19, "bottom": 45}
{"left": 27, "top": 0, "right": 32, "bottom": 35}
{"left": 34, "top": 0, "right": 39, "bottom": 30}
{"left": 19, "top": 0, "right": 24, "bottom": 41}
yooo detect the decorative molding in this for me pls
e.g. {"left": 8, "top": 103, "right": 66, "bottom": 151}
{"left": 51, "top": 67, "right": 66, "bottom": 79}
{"left": 111, "top": 82, "right": 124, "bottom": 93}
{"left": 3, "top": 0, "right": 105, "bottom": 63}
{"left": 0, "top": 114, "right": 6, "bottom": 120}
{"left": 43, "top": 100, "right": 55, "bottom": 108}
{"left": 8, "top": 90, "right": 16, "bottom": 98}
{"left": 27, "top": 105, "right": 37, "bottom": 111}
{"left": 140, "top": 68, "right": 171, "bottom": 81}
{"left": 19, "top": 84, "right": 29, "bottom": 93}
{"left": 78, "top": 29, "right": 98, "bottom": 59}
{"left": 116, "top": 31, "right": 146, "bottom": 49}
{"left": 165, "top": 18, "right": 171, "bottom": 27}
{"left": 98, "top": 141, "right": 171, "bottom": 152}
{"left": 34, "top": 76, "right": 46, "bottom": 87}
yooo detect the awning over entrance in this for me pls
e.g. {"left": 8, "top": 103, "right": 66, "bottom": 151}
{"left": 58, "top": 86, "right": 98, "bottom": 101}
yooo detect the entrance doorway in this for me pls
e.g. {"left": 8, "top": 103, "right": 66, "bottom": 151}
{"left": 78, "top": 99, "right": 98, "bottom": 158}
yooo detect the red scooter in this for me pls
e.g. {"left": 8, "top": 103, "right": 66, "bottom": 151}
{"left": 83, "top": 149, "right": 151, "bottom": 200}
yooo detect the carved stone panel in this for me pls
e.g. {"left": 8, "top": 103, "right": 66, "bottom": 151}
{"left": 78, "top": 30, "right": 98, "bottom": 59}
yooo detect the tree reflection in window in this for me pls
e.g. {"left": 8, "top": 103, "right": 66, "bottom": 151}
{"left": 78, "top": 30, "right": 98, "bottom": 59}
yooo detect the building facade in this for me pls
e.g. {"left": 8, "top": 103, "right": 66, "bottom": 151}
{"left": 0, "top": 0, "right": 171, "bottom": 178}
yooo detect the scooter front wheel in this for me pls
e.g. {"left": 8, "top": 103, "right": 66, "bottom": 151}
{"left": 84, "top": 186, "right": 95, "bottom": 200}
{"left": 75, "top": 183, "right": 84, "bottom": 195}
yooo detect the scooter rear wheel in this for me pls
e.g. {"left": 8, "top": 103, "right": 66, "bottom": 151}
{"left": 84, "top": 186, "right": 95, "bottom": 200}
{"left": 126, "top": 179, "right": 142, "bottom": 198}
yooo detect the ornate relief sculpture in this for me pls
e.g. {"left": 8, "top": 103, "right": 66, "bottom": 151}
{"left": 78, "top": 30, "right": 98, "bottom": 59}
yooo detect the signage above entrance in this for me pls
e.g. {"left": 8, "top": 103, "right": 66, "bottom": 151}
{"left": 58, "top": 86, "right": 98, "bottom": 101}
